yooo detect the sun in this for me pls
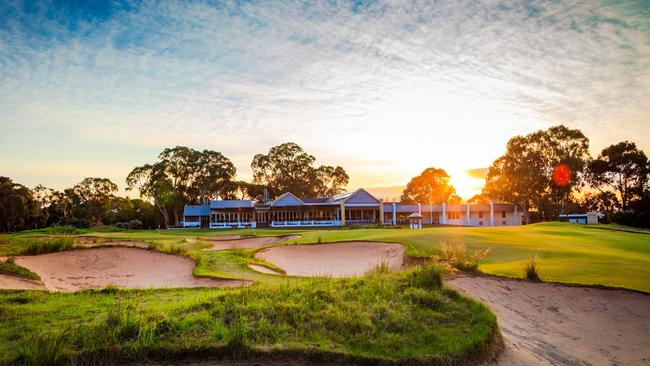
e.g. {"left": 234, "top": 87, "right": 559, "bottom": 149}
{"left": 448, "top": 170, "right": 485, "bottom": 200}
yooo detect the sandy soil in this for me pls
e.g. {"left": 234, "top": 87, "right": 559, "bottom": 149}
{"left": 202, "top": 235, "right": 301, "bottom": 251}
{"left": 10, "top": 247, "right": 248, "bottom": 292}
{"left": 0, "top": 273, "right": 45, "bottom": 290}
{"left": 255, "top": 242, "right": 405, "bottom": 277}
{"left": 447, "top": 275, "right": 650, "bottom": 366}
{"left": 247, "top": 263, "right": 282, "bottom": 275}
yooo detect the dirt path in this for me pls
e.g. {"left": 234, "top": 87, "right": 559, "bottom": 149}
{"left": 447, "top": 275, "right": 650, "bottom": 366}
{"left": 9, "top": 247, "right": 248, "bottom": 292}
{"left": 255, "top": 242, "right": 405, "bottom": 277}
{"left": 202, "top": 235, "right": 300, "bottom": 251}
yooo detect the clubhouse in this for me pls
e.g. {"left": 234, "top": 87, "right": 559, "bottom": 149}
{"left": 182, "top": 188, "right": 523, "bottom": 229}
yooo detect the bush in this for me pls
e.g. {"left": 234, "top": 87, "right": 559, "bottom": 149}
{"left": 440, "top": 241, "right": 491, "bottom": 272}
{"left": 62, "top": 218, "right": 90, "bottom": 229}
{"left": 115, "top": 220, "right": 143, "bottom": 230}
{"left": 523, "top": 255, "right": 541, "bottom": 281}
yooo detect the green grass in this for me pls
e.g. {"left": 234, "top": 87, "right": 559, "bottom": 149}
{"left": 0, "top": 264, "right": 498, "bottom": 365}
{"left": 0, "top": 258, "right": 40, "bottom": 281}
{"left": 3, "top": 222, "right": 650, "bottom": 291}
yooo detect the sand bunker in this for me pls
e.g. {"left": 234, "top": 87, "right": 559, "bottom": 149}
{"left": 0, "top": 274, "right": 44, "bottom": 290}
{"left": 254, "top": 241, "right": 405, "bottom": 277}
{"left": 447, "top": 275, "right": 650, "bottom": 366}
{"left": 10, "top": 247, "right": 247, "bottom": 292}
{"left": 202, "top": 235, "right": 300, "bottom": 251}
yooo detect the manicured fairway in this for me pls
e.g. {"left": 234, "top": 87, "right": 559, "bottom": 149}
{"left": 4, "top": 222, "right": 650, "bottom": 291}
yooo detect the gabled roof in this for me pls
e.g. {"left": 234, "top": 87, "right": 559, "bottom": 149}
{"left": 183, "top": 205, "right": 210, "bottom": 216}
{"left": 268, "top": 192, "right": 305, "bottom": 207}
{"left": 330, "top": 188, "right": 380, "bottom": 204}
{"left": 209, "top": 200, "right": 255, "bottom": 209}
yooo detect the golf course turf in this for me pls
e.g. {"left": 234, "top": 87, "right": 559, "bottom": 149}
{"left": 0, "top": 222, "right": 648, "bottom": 365}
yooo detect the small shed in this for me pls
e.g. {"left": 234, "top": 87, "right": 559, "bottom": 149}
{"left": 408, "top": 212, "right": 423, "bottom": 229}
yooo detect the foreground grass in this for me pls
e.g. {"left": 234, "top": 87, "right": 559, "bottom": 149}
{"left": 0, "top": 265, "right": 497, "bottom": 365}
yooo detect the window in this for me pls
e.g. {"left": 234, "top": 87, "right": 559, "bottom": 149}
{"left": 502, "top": 211, "right": 506, "bottom": 218}
{"left": 478, "top": 212, "right": 483, "bottom": 219}
{"left": 447, "top": 212, "right": 460, "bottom": 220}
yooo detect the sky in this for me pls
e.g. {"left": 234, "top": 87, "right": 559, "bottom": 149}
{"left": 1, "top": 0, "right": 649, "bottom": 200}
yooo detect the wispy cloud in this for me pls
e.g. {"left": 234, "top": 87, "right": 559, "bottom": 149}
{"left": 1, "top": 0, "right": 649, "bottom": 192}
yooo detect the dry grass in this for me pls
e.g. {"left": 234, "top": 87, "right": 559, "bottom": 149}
{"left": 441, "top": 240, "right": 491, "bottom": 272}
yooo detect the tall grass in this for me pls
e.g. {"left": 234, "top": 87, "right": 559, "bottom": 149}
{"left": 523, "top": 255, "right": 541, "bottom": 281}
{"left": 440, "top": 240, "right": 491, "bottom": 271}
{"left": 1, "top": 264, "right": 498, "bottom": 365}
{"left": 21, "top": 236, "right": 76, "bottom": 255}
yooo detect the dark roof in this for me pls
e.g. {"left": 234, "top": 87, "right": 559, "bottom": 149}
{"left": 183, "top": 205, "right": 210, "bottom": 216}
{"left": 302, "top": 198, "right": 331, "bottom": 204}
{"left": 209, "top": 200, "right": 255, "bottom": 209}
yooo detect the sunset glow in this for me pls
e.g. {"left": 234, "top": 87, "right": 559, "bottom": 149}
{"left": 1, "top": 1, "right": 649, "bottom": 195}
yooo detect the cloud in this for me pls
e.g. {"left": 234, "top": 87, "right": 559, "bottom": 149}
{"left": 1, "top": 0, "right": 649, "bottom": 192}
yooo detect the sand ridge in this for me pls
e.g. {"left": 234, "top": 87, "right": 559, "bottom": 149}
{"left": 202, "top": 235, "right": 301, "bottom": 251}
{"left": 254, "top": 241, "right": 405, "bottom": 277}
{"left": 10, "top": 247, "right": 248, "bottom": 292}
{"left": 447, "top": 274, "right": 650, "bottom": 366}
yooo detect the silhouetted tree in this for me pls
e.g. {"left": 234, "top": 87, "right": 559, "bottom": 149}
{"left": 400, "top": 168, "right": 456, "bottom": 205}
{"left": 586, "top": 141, "right": 649, "bottom": 211}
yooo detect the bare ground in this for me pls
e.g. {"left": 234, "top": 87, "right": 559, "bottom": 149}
{"left": 7, "top": 247, "right": 248, "bottom": 292}
{"left": 0, "top": 273, "right": 44, "bottom": 290}
{"left": 447, "top": 274, "right": 650, "bottom": 366}
{"left": 254, "top": 241, "right": 405, "bottom": 277}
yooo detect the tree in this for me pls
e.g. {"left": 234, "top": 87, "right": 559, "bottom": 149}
{"left": 126, "top": 146, "right": 237, "bottom": 227}
{"left": 0, "top": 177, "right": 39, "bottom": 232}
{"left": 400, "top": 168, "right": 456, "bottom": 205}
{"left": 72, "top": 178, "right": 118, "bottom": 225}
{"left": 251, "top": 143, "right": 348, "bottom": 198}
{"left": 126, "top": 163, "right": 174, "bottom": 228}
{"left": 483, "top": 125, "right": 590, "bottom": 223}
{"left": 586, "top": 141, "right": 649, "bottom": 211}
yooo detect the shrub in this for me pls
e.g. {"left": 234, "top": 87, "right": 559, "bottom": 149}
{"left": 115, "top": 220, "right": 143, "bottom": 230}
{"left": 61, "top": 217, "right": 90, "bottom": 229}
{"left": 440, "top": 240, "right": 490, "bottom": 272}
{"left": 523, "top": 255, "right": 541, "bottom": 281}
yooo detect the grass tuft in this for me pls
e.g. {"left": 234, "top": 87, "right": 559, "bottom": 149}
{"left": 0, "top": 257, "right": 40, "bottom": 280}
{"left": 441, "top": 240, "right": 491, "bottom": 272}
{"left": 523, "top": 255, "right": 541, "bottom": 281}
{"left": 21, "top": 236, "right": 76, "bottom": 255}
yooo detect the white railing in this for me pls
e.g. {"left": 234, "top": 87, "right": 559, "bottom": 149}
{"left": 182, "top": 221, "right": 201, "bottom": 228}
{"left": 210, "top": 222, "right": 257, "bottom": 229}
{"left": 271, "top": 220, "right": 341, "bottom": 228}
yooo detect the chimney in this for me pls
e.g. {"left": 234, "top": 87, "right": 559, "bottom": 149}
{"left": 264, "top": 188, "right": 269, "bottom": 203}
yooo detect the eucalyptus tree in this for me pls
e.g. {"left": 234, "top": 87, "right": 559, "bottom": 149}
{"left": 483, "top": 125, "right": 590, "bottom": 223}
{"left": 0, "top": 177, "right": 39, "bottom": 232}
{"left": 251, "top": 142, "right": 349, "bottom": 199}
{"left": 127, "top": 146, "right": 237, "bottom": 227}
{"left": 400, "top": 168, "right": 456, "bottom": 205}
{"left": 586, "top": 141, "right": 649, "bottom": 211}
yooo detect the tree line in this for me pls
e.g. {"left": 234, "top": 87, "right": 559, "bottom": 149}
{"left": 0, "top": 143, "right": 348, "bottom": 231}
{"left": 400, "top": 125, "right": 650, "bottom": 227}
{"left": 2, "top": 127, "right": 649, "bottom": 231}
